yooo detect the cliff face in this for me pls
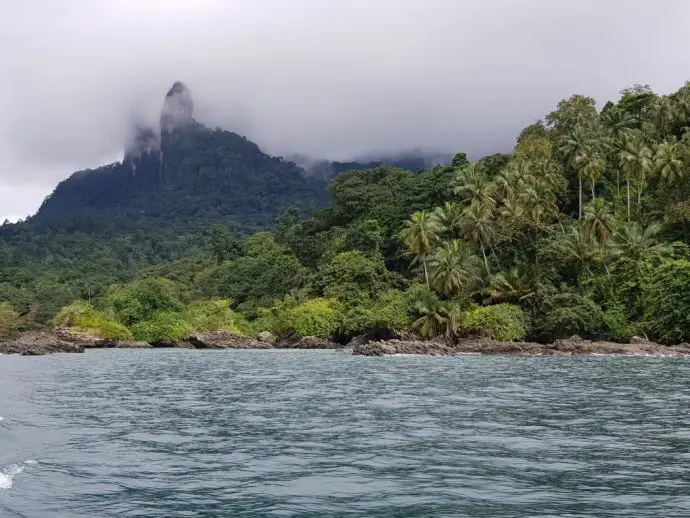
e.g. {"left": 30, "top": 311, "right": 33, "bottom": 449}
{"left": 33, "top": 82, "right": 329, "bottom": 229}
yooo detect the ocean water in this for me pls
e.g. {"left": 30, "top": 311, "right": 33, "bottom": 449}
{"left": 0, "top": 349, "right": 689, "bottom": 517}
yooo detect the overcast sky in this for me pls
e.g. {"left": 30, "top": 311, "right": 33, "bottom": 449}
{"left": 2, "top": 0, "right": 690, "bottom": 221}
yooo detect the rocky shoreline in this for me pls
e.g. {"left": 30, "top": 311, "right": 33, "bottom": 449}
{"left": 351, "top": 335, "right": 690, "bottom": 357}
{"left": 2, "top": 330, "right": 689, "bottom": 357}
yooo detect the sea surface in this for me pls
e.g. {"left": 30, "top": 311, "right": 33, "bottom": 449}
{"left": 1, "top": 349, "right": 689, "bottom": 517}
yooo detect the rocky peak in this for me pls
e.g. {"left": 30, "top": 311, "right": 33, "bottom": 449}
{"left": 160, "top": 81, "right": 194, "bottom": 134}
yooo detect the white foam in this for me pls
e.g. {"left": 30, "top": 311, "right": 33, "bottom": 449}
{"left": 0, "top": 460, "right": 36, "bottom": 490}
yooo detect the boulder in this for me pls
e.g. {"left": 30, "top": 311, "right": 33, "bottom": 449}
{"left": 292, "top": 336, "right": 339, "bottom": 349}
{"left": 187, "top": 331, "right": 273, "bottom": 349}
{"left": 257, "top": 331, "right": 277, "bottom": 345}
{"left": 54, "top": 327, "right": 107, "bottom": 347}
{"left": 353, "top": 339, "right": 456, "bottom": 356}
{"left": 0, "top": 332, "right": 84, "bottom": 356}
{"left": 114, "top": 340, "right": 153, "bottom": 349}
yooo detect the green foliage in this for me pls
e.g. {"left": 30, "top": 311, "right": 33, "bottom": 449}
{"left": 290, "top": 298, "right": 343, "bottom": 338}
{"left": 52, "top": 300, "right": 133, "bottom": 340}
{"left": 642, "top": 260, "right": 690, "bottom": 343}
{"left": 104, "top": 277, "right": 183, "bottom": 327}
{"left": 537, "top": 292, "right": 607, "bottom": 340}
{"left": 317, "top": 251, "right": 399, "bottom": 307}
{"left": 0, "top": 302, "right": 20, "bottom": 341}
{"left": 131, "top": 311, "right": 192, "bottom": 344}
{"left": 184, "top": 299, "right": 248, "bottom": 335}
{"left": 340, "top": 290, "right": 412, "bottom": 338}
{"left": 462, "top": 304, "right": 526, "bottom": 341}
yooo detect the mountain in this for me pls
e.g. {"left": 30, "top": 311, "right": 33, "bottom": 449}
{"left": 33, "top": 82, "right": 330, "bottom": 231}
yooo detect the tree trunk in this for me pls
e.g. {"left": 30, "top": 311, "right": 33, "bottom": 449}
{"left": 591, "top": 180, "right": 596, "bottom": 201}
{"left": 578, "top": 176, "right": 583, "bottom": 219}
{"left": 423, "top": 256, "right": 429, "bottom": 288}
{"left": 626, "top": 177, "right": 631, "bottom": 222}
{"left": 481, "top": 244, "right": 490, "bottom": 275}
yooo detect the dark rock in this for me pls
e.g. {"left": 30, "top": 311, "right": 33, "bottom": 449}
{"left": 114, "top": 340, "right": 153, "bottom": 349}
{"left": 292, "top": 336, "right": 339, "bottom": 349}
{"left": 353, "top": 339, "right": 456, "bottom": 356}
{"left": 54, "top": 327, "right": 109, "bottom": 347}
{"left": 257, "top": 331, "right": 277, "bottom": 345}
{"left": 187, "top": 331, "right": 273, "bottom": 349}
{"left": 0, "top": 332, "right": 84, "bottom": 356}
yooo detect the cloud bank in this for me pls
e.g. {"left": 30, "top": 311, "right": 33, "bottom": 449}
{"left": 2, "top": 0, "right": 690, "bottom": 220}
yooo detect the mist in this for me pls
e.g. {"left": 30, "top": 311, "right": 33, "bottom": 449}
{"left": 2, "top": 0, "right": 690, "bottom": 220}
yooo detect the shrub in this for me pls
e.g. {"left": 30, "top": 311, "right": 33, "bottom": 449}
{"left": 131, "top": 311, "right": 192, "bottom": 344}
{"left": 462, "top": 304, "right": 526, "bottom": 341}
{"left": 340, "top": 290, "right": 412, "bottom": 337}
{"left": 642, "top": 259, "right": 690, "bottom": 343}
{"left": 52, "top": 300, "right": 132, "bottom": 340}
{"left": 104, "top": 278, "right": 183, "bottom": 326}
{"left": 0, "top": 302, "right": 20, "bottom": 341}
{"left": 290, "top": 298, "right": 343, "bottom": 338}
{"left": 536, "top": 292, "right": 606, "bottom": 340}
{"left": 184, "top": 299, "right": 247, "bottom": 335}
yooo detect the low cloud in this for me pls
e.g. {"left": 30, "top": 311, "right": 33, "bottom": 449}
{"left": 2, "top": 0, "right": 690, "bottom": 219}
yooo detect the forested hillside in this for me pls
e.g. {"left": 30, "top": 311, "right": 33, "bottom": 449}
{"left": 3, "top": 81, "right": 690, "bottom": 345}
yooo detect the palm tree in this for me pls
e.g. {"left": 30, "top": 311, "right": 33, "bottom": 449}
{"left": 487, "top": 266, "right": 537, "bottom": 304}
{"left": 614, "top": 222, "right": 672, "bottom": 261}
{"left": 412, "top": 292, "right": 450, "bottom": 339}
{"left": 427, "top": 240, "right": 481, "bottom": 296}
{"left": 583, "top": 198, "right": 616, "bottom": 245}
{"left": 519, "top": 182, "right": 559, "bottom": 229}
{"left": 461, "top": 201, "right": 495, "bottom": 274}
{"left": 558, "top": 125, "right": 599, "bottom": 219}
{"left": 654, "top": 138, "right": 685, "bottom": 185}
{"left": 547, "top": 224, "right": 600, "bottom": 276}
{"left": 574, "top": 149, "right": 606, "bottom": 201}
{"left": 652, "top": 95, "right": 677, "bottom": 134}
{"left": 400, "top": 211, "right": 441, "bottom": 287}
{"left": 432, "top": 202, "right": 464, "bottom": 237}
{"left": 453, "top": 164, "right": 496, "bottom": 209}
{"left": 617, "top": 132, "right": 653, "bottom": 221}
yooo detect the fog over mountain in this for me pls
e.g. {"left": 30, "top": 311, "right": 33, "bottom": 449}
{"left": 2, "top": 0, "right": 690, "bottom": 221}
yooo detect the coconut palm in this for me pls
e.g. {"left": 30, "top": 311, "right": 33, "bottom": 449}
{"left": 427, "top": 240, "right": 481, "bottom": 297}
{"left": 654, "top": 137, "right": 685, "bottom": 185}
{"left": 519, "top": 182, "right": 559, "bottom": 229}
{"left": 461, "top": 201, "right": 495, "bottom": 274}
{"left": 558, "top": 125, "right": 599, "bottom": 219}
{"left": 399, "top": 211, "right": 441, "bottom": 287}
{"left": 453, "top": 164, "right": 496, "bottom": 209}
{"left": 411, "top": 292, "right": 450, "bottom": 339}
{"left": 614, "top": 222, "right": 672, "bottom": 261}
{"left": 574, "top": 149, "right": 606, "bottom": 201}
{"left": 432, "top": 202, "right": 464, "bottom": 237}
{"left": 486, "top": 266, "right": 537, "bottom": 304}
{"left": 617, "top": 132, "right": 653, "bottom": 221}
{"left": 583, "top": 198, "right": 616, "bottom": 245}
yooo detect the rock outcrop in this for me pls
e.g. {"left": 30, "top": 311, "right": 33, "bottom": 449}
{"left": 0, "top": 332, "right": 84, "bottom": 356}
{"left": 257, "top": 331, "right": 277, "bottom": 345}
{"left": 353, "top": 335, "right": 690, "bottom": 357}
{"left": 353, "top": 339, "right": 456, "bottom": 356}
{"left": 187, "top": 331, "right": 273, "bottom": 349}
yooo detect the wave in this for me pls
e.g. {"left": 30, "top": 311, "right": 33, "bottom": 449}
{"left": 0, "top": 460, "right": 37, "bottom": 490}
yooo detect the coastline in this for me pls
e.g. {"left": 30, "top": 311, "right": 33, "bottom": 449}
{"left": 1, "top": 330, "right": 689, "bottom": 357}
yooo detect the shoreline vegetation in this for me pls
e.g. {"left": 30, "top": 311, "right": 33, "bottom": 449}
{"left": 3, "top": 82, "right": 690, "bottom": 352}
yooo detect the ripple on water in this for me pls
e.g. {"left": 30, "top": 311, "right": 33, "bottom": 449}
{"left": 0, "top": 350, "right": 688, "bottom": 517}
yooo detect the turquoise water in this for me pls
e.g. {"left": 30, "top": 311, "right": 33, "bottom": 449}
{"left": 1, "top": 349, "right": 689, "bottom": 517}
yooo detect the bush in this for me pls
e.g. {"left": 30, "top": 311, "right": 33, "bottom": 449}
{"left": 462, "top": 304, "right": 526, "bottom": 341}
{"left": 131, "top": 311, "right": 192, "bottom": 344}
{"left": 104, "top": 278, "right": 183, "bottom": 326}
{"left": 0, "top": 302, "right": 20, "bottom": 340}
{"left": 340, "top": 290, "right": 412, "bottom": 337}
{"left": 184, "top": 299, "right": 248, "bottom": 335}
{"left": 52, "top": 300, "right": 132, "bottom": 340}
{"left": 290, "top": 298, "right": 343, "bottom": 338}
{"left": 642, "top": 259, "right": 690, "bottom": 343}
{"left": 536, "top": 292, "right": 606, "bottom": 340}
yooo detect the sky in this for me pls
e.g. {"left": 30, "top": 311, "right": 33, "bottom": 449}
{"left": 2, "top": 0, "right": 690, "bottom": 222}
